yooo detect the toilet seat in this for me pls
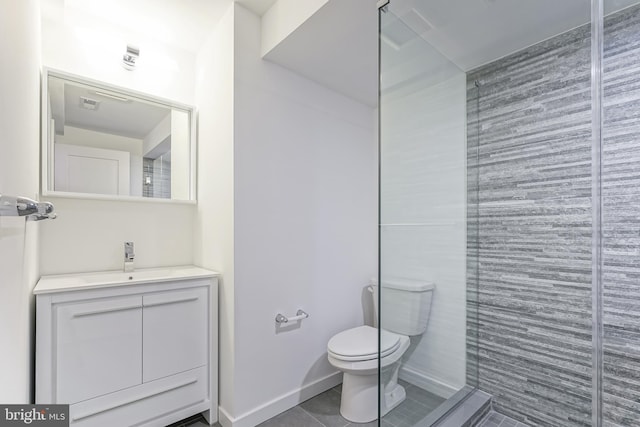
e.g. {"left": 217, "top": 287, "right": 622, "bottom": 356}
{"left": 327, "top": 326, "right": 401, "bottom": 362}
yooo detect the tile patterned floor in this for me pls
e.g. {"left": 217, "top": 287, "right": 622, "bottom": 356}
{"left": 168, "top": 381, "right": 445, "bottom": 427}
{"left": 474, "top": 411, "right": 528, "bottom": 427}
{"left": 258, "top": 380, "right": 445, "bottom": 427}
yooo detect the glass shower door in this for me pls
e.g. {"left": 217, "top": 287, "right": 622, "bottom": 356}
{"left": 378, "top": 4, "right": 477, "bottom": 425}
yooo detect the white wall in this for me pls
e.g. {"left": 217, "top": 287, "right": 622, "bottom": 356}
{"left": 39, "top": 197, "right": 193, "bottom": 275}
{"left": 38, "top": 3, "right": 196, "bottom": 276}
{"left": 40, "top": 3, "right": 196, "bottom": 105}
{"left": 0, "top": 0, "right": 41, "bottom": 403}
{"left": 260, "top": 0, "right": 328, "bottom": 57}
{"left": 170, "top": 110, "right": 190, "bottom": 200}
{"left": 231, "top": 4, "right": 377, "bottom": 424}
{"left": 58, "top": 125, "right": 143, "bottom": 154}
{"left": 380, "top": 74, "right": 467, "bottom": 397}
{"left": 194, "top": 2, "right": 236, "bottom": 418}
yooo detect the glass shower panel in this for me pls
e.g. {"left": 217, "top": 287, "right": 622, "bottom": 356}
{"left": 601, "top": 1, "right": 640, "bottom": 425}
{"left": 380, "top": 0, "right": 594, "bottom": 425}
{"left": 379, "top": 4, "right": 474, "bottom": 425}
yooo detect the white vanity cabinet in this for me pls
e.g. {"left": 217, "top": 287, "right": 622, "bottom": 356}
{"left": 34, "top": 267, "right": 219, "bottom": 427}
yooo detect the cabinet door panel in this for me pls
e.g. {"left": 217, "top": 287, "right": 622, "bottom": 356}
{"left": 55, "top": 296, "right": 143, "bottom": 404}
{"left": 143, "top": 287, "right": 208, "bottom": 382}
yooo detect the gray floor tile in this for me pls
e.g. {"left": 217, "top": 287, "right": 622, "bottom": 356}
{"left": 403, "top": 384, "right": 446, "bottom": 409}
{"left": 382, "top": 383, "right": 446, "bottom": 427}
{"left": 257, "top": 406, "right": 324, "bottom": 427}
{"left": 345, "top": 421, "right": 379, "bottom": 427}
{"left": 300, "top": 389, "right": 349, "bottom": 427}
{"left": 474, "top": 410, "right": 526, "bottom": 427}
{"left": 501, "top": 418, "right": 518, "bottom": 427}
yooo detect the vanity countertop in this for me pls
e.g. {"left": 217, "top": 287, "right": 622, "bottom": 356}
{"left": 34, "top": 265, "right": 220, "bottom": 295}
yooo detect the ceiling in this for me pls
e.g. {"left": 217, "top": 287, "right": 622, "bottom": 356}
{"left": 41, "top": 0, "right": 640, "bottom": 108}
{"left": 379, "top": 0, "right": 640, "bottom": 94}
{"left": 263, "top": 0, "right": 379, "bottom": 107}
{"left": 387, "top": 0, "right": 640, "bottom": 71}
{"left": 236, "top": 0, "right": 278, "bottom": 16}
{"left": 41, "top": 0, "right": 278, "bottom": 54}
{"left": 49, "top": 76, "right": 171, "bottom": 139}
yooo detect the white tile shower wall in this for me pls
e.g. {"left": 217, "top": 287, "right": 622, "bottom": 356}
{"left": 38, "top": 3, "right": 197, "bottom": 275}
{"left": 232, "top": 3, "right": 377, "bottom": 422}
{"left": 0, "top": 0, "right": 41, "bottom": 403}
{"left": 381, "top": 73, "right": 467, "bottom": 396}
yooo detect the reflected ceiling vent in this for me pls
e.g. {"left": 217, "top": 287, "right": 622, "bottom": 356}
{"left": 401, "top": 9, "right": 433, "bottom": 36}
{"left": 381, "top": 19, "right": 417, "bottom": 50}
{"left": 79, "top": 96, "right": 100, "bottom": 111}
{"left": 381, "top": 9, "right": 433, "bottom": 50}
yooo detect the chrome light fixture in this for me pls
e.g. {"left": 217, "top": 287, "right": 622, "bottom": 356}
{"left": 123, "top": 44, "right": 140, "bottom": 70}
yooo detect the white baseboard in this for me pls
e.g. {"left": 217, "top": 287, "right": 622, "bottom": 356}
{"left": 218, "top": 371, "right": 342, "bottom": 427}
{"left": 399, "top": 365, "right": 459, "bottom": 399}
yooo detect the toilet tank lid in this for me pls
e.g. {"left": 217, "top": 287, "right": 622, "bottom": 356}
{"left": 381, "top": 278, "right": 435, "bottom": 292}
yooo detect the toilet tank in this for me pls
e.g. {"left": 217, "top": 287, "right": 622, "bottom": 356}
{"left": 375, "top": 279, "right": 435, "bottom": 336}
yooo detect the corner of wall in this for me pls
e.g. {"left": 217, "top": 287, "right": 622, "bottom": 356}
{"left": 260, "top": 0, "right": 329, "bottom": 58}
{"left": 0, "top": 0, "right": 42, "bottom": 404}
{"left": 193, "top": 0, "right": 237, "bottom": 417}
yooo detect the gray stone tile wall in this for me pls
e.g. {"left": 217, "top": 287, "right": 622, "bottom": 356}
{"left": 466, "top": 17, "right": 594, "bottom": 427}
{"left": 602, "top": 5, "right": 640, "bottom": 427}
{"left": 143, "top": 158, "right": 154, "bottom": 198}
{"left": 467, "top": 4, "right": 640, "bottom": 426}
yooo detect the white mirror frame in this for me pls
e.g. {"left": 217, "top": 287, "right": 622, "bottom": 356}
{"left": 41, "top": 68, "right": 197, "bottom": 203}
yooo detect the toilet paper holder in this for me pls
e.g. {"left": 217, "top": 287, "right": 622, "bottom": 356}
{"left": 275, "top": 309, "right": 309, "bottom": 324}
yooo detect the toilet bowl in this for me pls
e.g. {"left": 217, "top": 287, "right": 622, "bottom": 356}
{"left": 327, "top": 279, "right": 434, "bottom": 423}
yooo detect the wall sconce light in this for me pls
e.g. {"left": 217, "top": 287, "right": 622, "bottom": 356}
{"left": 123, "top": 45, "right": 140, "bottom": 70}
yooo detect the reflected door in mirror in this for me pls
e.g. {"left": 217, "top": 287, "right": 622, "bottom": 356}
{"left": 55, "top": 144, "right": 131, "bottom": 195}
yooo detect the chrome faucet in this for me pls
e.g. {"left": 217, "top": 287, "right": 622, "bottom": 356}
{"left": 124, "top": 242, "right": 135, "bottom": 272}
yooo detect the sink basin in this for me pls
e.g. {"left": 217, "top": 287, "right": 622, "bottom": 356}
{"left": 34, "top": 266, "right": 219, "bottom": 294}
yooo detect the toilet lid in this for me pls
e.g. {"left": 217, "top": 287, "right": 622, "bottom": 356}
{"left": 328, "top": 326, "right": 401, "bottom": 361}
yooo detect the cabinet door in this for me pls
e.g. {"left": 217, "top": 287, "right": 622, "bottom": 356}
{"left": 55, "top": 295, "right": 143, "bottom": 404}
{"left": 143, "top": 287, "right": 208, "bottom": 382}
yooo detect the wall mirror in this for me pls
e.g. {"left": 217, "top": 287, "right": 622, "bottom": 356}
{"left": 41, "top": 69, "right": 196, "bottom": 202}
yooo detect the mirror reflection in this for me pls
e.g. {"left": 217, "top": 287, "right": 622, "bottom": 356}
{"left": 45, "top": 72, "right": 193, "bottom": 200}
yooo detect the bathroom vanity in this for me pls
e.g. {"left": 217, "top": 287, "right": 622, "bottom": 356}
{"left": 34, "top": 266, "right": 219, "bottom": 427}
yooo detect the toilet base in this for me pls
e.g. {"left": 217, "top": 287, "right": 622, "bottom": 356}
{"left": 382, "top": 381, "right": 406, "bottom": 416}
{"left": 338, "top": 362, "right": 406, "bottom": 423}
{"left": 339, "top": 371, "right": 378, "bottom": 423}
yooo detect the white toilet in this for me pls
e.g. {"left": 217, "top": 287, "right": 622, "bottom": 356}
{"left": 327, "top": 279, "right": 434, "bottom": 423}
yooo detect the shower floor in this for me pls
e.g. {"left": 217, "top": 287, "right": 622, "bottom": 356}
{"left": 474, "top": 411, "right": 527, "bottom": 427}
